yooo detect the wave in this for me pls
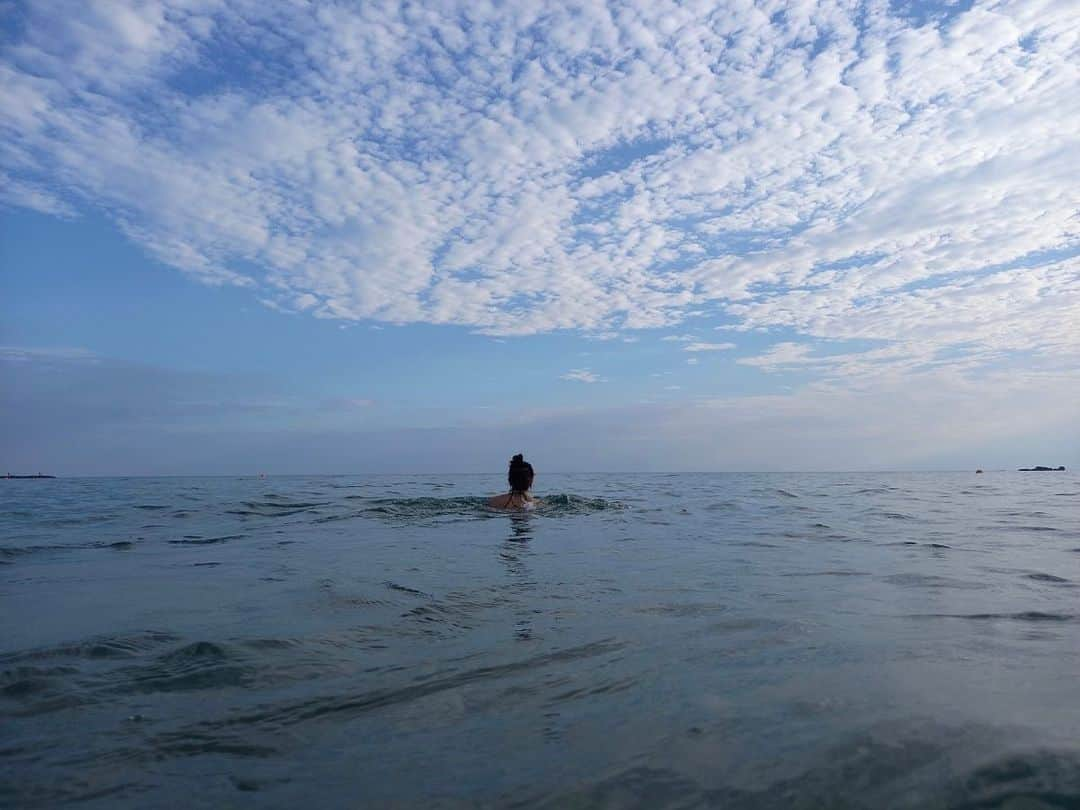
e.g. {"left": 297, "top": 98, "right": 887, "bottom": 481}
{"left": 910, "top": 611, "right": 1075, "bottom": 622}
{"left": 509, "top": 727, "right": 1080, "bottom": 809}
{"left": 0, "top": 630, "right": 182, "bottom": 665}
{"left": 158, "top": 638, "right": 625, "bottom": 733}
{"left": 1026, "top": 573, "right": 1071, "bottom": 583}
{"left": 168, "top": 534, "right": 246, "bottom": 545}
{"left": 346, "top": 494, "right": 622, "bottom": 522}
{"left": 1, "top": 539, "right": 137, "bottom": 558}
{"left": 356, "top": 496, "right": 491, "bottom": 520}
{"left": 537, "top": 494, "right": 624, "bottom": 513}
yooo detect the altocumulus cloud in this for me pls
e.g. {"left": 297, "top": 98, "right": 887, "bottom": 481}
{"left": 683, "top": 342, "right": 735, "bottom": 352}
{"left": 561, "top": 369, "right": 602, "bottom": 384}
{"left": 1, "top": 0, "right": 1078, "bottom": 382}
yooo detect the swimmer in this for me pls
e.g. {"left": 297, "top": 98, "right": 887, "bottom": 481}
{"left": 488, "top": 454, "right": 541, "bottom": 510}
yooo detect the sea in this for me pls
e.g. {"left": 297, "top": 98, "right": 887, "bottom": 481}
{"left": 2, "top": 472, "right": 1079, "bottom": 808}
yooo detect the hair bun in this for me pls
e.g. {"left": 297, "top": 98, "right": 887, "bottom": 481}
{"left": 511, "top": 454, "right": 525, "bottom": 464}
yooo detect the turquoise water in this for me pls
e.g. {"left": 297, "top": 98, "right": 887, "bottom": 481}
{"left": 2, "top": 472, "right": 1079, "bottom": 807}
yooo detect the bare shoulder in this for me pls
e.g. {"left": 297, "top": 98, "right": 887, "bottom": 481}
{"left": 488, "top": 494, "right": 511, "bottom": 508}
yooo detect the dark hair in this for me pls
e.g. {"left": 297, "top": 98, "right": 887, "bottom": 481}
{"left": 508, "top": 453, "right": 534, "bottom": 492}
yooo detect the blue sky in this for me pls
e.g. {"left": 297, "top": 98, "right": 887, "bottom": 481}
{"left": 1, "top": 0, "right": 1078, "bottom": 474}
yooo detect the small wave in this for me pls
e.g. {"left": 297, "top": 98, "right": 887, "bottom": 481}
{"left": 352, "top": 494, "right": 621, "bottom": 522}
{"left": 241, "top": 638, "right": 296, "bottom": 651}
{"left": 358, "top": 496, "right": 491, "bottom": 521}
{"left": 704, "top": 500, "right": 741, "bottom": 512}
{"left": 539, "top": 494, "right": 623, "bottom": 513}
{"left": 1, "top": 664, "right": 80, "bottom": 697}
{"left": 978, "top": 522, "right": 1063, "bottom": 533}
{"left": 884, "top": 573, "right": 984, "bottom": 589}
{"left": 168, "top": 534, "right": 246, "bottom": 545}
{"left": 39, "top": 514, "right": 119, "bottom": 527}
{"left": 782, "top": 570, "right": 870, "bottom": 577}
{"left": 312, "top": 512, "right": 365, "bottom": 523}
{"left": 0, "top": 631, "right": 181, "bottom": 665}
{"left": 242, "top": 500, "right": 328, "bottom": 510}
{"left": 1, "top": 539, "right": 138, "bottom": 558}
{"left": 636, "top": 602, "right": 727, "bottom": 617}
{"left": 384, "top": 581, "right": 434, "bottom": 598}
{"left": 1, "top": 664, "right": 90, "bottom": 717}
{"left": 949, "top": 749, "right": 1080, "bottom": 808}
{"left": 159, "top": 638, "right": 625, "bottom": 733}
{"left": 112, "top": 641, "right": 255, "bottom": 695}
{"left": 226, "top": 508, "right": 317, "bottom": 517}
{"left": 1025, "top": 573, "right": 1070, "bottom": 583}
{"left": 480, "top": 736, "right": 1080, "bottom": 809}
{"left": 912, "top": 611, "right": 1075, "bottom": 622}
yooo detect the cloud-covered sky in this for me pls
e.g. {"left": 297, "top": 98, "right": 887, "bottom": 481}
{"left": 1, "top": 0, "right": 1078, "bottom": 473}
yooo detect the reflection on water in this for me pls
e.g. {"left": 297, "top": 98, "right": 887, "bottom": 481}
{"left": 502, "top": 513, "right": 536, "bottom": 641}
{"left": 506, "top": 510, "right": 536, "bottom": 542}
{"left": 1, "top": 472, "right": 1079, "bottom": 807}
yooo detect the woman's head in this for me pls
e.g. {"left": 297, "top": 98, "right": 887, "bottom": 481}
{"left": 508, "top": 453, "right": 535, "bottom": 492}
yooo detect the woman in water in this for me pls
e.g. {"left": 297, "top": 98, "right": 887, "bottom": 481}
{"left": 488, "top": 454, "right": 540, "bottom": 510}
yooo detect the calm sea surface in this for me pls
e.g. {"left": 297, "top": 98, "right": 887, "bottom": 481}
{"left": 2, "top": 472, "right": 1079, "bottom": 808}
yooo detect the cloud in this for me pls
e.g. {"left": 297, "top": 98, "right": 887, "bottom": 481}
{"left": 560, "top": 369, "right": 602, "bottom": 384}
{"left": 0, "top": 345, "right": 98, "bottom": 361}
{"left": 683, "top": 342, "right": 735, "bottom": 352}
{"left": 686, "top": 357, "right": 699, "bottom": 365}
{"left": 738, "top": 342, "right": 816, "bottom": 370}
{"left": 0, "top": 0, "right": 1076, "bottom": 383}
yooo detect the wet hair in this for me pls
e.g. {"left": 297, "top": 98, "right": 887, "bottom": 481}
{"left": 508, "top": 453, "right": 535, "bottom": 493}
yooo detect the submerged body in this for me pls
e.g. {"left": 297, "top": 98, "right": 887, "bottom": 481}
{"left": 487, "top": 491, "right": 539, "bottom": 510}
{"left": 489, "top": 453, "right": 540, "bottom": 510}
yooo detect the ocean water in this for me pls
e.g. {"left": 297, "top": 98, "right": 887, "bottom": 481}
{"left": 2, "top": 472, "right": 1079, "bottom": 808}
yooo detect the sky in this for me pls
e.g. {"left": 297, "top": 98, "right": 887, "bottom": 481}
{"left": 1, "top": 0, "right": 1078, "bottom": 475}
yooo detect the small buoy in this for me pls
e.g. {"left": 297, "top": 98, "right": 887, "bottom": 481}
{"left": 975, "top": 469, "right": 984, "bottom": 474}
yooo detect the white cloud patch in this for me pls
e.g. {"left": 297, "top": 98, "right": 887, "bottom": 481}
{"left": 0, "top": 345, "right": 98, "bottom": 362}
{"left": 560, "top": 368, "right": 602, "bottom": 384}
{"left": 738, "top": 342, "right": 817, "bottom": 369}
{"left": 683, "top": 342, "right": 736, "bottom": 352}
{"left": 1, "top": 0, "right": 1078, "bottom": 388}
